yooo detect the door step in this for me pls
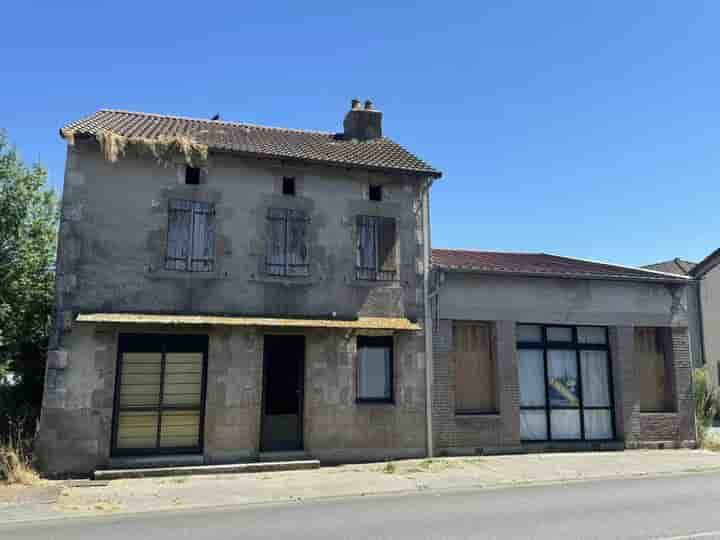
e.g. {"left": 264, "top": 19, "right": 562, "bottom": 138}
{"left": 94, "top": 459, "right": 320, "bottom": 480}
{"left": 259, "top": 451, "right": 312, "bottom": 462}
{"left": 108, "top": 454, "right": 204, "bottom": 470}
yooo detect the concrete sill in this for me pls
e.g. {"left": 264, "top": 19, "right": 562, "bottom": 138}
{"left": 250, "top": 275, "right": 319, "bottom": 286}
{"left": 147, "top": 269, "right": 225, "bottom": 281}
{"left": 347, "top": 280, "right": 401, "bottom": 289}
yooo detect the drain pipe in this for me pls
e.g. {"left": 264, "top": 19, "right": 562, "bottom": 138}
{"left": 422, "top": 178, "right": 434, "bottom": 458}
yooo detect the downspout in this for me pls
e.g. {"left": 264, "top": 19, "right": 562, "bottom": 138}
{"left": 695, "top": 278, "right": 708, "bottom": 367}
{"left": 422, "top": 178, "right": 434, "bottom": 458}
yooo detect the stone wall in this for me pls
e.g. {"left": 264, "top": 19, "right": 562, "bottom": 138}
{"left": 38, "top": 140, "right": 430, "bottom": 475}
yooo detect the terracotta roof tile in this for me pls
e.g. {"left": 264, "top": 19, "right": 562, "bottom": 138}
{"left": 61, "top": 109, "right": 441, "bottom": 178}
{"left": 432, "top": 249, "right": 689, "bottom": 282}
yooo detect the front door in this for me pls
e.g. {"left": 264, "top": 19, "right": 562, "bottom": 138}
{"left": 261, "top": 335, "right": 305, "bottom": 451}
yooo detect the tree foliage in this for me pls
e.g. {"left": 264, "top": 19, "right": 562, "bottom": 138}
{"left": 0, "top": 131, "right": 58, "bottom": 412}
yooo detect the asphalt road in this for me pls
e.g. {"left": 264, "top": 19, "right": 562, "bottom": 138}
{"left": 4, "top": 472, "right": 720, "bottom": 539}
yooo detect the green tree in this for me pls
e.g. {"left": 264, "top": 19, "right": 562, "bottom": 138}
{"left": 0, "top": 131, "right": 58, "bottom": 416}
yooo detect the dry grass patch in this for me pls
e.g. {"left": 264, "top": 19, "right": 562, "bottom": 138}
{"left": 0, "top": 417, "right": 39, "bottom": 486}
{"left": 703, "top": 432, "right": 720, "bottom": 452}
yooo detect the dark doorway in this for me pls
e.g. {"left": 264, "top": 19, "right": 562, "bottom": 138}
{"left": 261, "top": 335, "right": 305, "bottom": 451}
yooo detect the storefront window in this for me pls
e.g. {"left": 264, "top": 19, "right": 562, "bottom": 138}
{"left": 517, "top": 325, "right": 614, "bottom": 441}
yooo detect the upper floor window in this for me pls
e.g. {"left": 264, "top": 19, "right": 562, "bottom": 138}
{"left": 185, "top": 166, "right": 201, "bottom": 185}
{"left": 356, "top": 215, "right": 396, "bottom": 281}
{"left": 266, "top": 208, "right": 309, "bottom": 276}
{"left": 282, "top": 177, "right": 296, "bottom": 196}
{"left": 369, "top": 184, "right": 382, "bottom": 201}
{"left": 165, "top": 199, "right": 215, "bottom": 272}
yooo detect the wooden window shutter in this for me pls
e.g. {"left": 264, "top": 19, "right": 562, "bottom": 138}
{"left": 267, "top": 208, "right": 287, "bottom": 275}
{"left": 286, "top": 210, "right": 309, "bottom": 275}
{"left": 166, "top": 200, "right": 192, "bottom": 271}
{"left": 356, "top": 215, "right": 376, "bottom": 279}
{"left": 377, "top": 217, "right": 397, "bottom": 275}
{"left": 190, "top": 202, "right": 215, "bottom": 272}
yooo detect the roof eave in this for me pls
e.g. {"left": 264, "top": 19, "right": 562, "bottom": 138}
{"left": 62, "top": 131, "right": 442, "bottom": 179}
{"left": 433, "top": 265, "right": 692, "bottom": 284}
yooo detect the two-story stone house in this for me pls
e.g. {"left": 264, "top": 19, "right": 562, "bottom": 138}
{"left": 38, "top": 101, "right": 700, "bottom": 477}
{"left": 37, "top": 100, "right": 441, "bottom": 475}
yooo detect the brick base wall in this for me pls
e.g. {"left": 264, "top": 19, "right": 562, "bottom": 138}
{"left": 432, "top": 320, "right": 696, "bottom": 456}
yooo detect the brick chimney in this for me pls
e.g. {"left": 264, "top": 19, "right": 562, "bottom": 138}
{"left": 343, "top": 98, "right": 382, "bottom": 141}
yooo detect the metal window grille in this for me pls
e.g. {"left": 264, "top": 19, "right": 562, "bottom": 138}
{"left": 165, "top": 199, "right": 215, "bottom": 272}
{"left": 355, "top": 215, "right": 396, "bottom": 281}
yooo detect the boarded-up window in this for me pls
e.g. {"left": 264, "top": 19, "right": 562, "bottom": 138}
{"left": 266, "top": 208, "right": 309, "bottom": 276}
{"left": 356, "top": 215, "right": 396, "bottom": 281}
{"left": 635, "top": 327, "right": 675, "bottom": 412}
{"left": 454, "top": 322, "right": 497, "bottom": 413}
{"left": 165, "top": 199, "right": 215, "bottom": 272}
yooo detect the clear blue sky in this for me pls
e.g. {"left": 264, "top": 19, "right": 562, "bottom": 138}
{"left": 3, "top": 1, "right": 719, "bottom": 266}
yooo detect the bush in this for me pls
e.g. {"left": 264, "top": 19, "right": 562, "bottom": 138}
{"left": 693, "top": 367, "right": 720, "bottom": 446}
{"left": 0, "top": 414, "right": 39, "bottom": 485}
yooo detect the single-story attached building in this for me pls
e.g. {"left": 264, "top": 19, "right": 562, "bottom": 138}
{"left": 430, "top": 249, "right": 699, "bottom": 454}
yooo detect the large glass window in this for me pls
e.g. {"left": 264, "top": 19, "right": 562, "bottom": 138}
{"left": 517, "top": 325, "right": 614, "bottom": 441}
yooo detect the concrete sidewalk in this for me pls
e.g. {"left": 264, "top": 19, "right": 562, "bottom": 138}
{"left": 2, "top": 450, "right": 720, "bottom": 524}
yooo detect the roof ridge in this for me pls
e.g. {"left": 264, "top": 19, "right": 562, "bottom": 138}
{"left": 540, "top": 252, "right": 691, "bottom": 280}
{"left": 432, "top": 247, "right": 542, "bottom": 256}
{"left": 97, "top": 108, "right": 339, "bottom": 136}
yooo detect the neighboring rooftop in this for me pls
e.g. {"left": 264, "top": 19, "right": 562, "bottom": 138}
{"left": 432, "top": 249, "right": 690, "bottom": 283}
{"left": 642, "top": 258, "right": 697, "bottom": 276}
{"left": 690, "top": 248, "right": 720, "bottom": 278}
{"left": 60, "top": 105, "right": 441, "bottom": 178}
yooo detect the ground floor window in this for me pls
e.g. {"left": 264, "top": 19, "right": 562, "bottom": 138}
{"left": 453, "top": 321, "right": 497, "bottom": 414}
{"left": 357, "top": 336, "right": 394, "bottom": 403}
{"left": 112, "top": 334, "right": 208, "bottom": 455}
{"left": 517, "top": 325, "right": 614, "bottom": 441}
{"left": 635, "top": 327, "right": 676, "bottom": 413}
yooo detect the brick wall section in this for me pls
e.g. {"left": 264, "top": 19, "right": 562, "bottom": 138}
{"left": 613, "top": 325, "right": 696, "bottom": 448}
{"left": 609, "top": 326, "right": 639, "bottom": 443}
{"left": 432, "top": 319, "right": 521, "bottom": 455}
{"left": 433, "top": 320, "right": 695, "bottom": 456}
{"left": 635, "top": 327, "right": 695, "bottom": 444}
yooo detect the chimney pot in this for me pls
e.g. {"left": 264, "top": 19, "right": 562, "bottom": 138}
{"left": 343, "top": 99, "right": 383, "bottom": 141}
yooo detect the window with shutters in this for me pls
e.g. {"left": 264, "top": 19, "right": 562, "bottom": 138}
{"left": 356, "top": 215, "right": 396, "bottom": 281}
{"left": 266, "top": 208, "right": 309, "bottom": 276}
{"left": 165, "top": 199, "right": 215, "bottom": 272}
{"left": 454, "top": 322, "right": 497, "bottom": 414}
{"left": 635, "top": 327, "right": 676, "bottom": 412}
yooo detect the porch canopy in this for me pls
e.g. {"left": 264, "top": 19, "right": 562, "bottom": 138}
{"left": 76, "top": 313, "right": 421, "bottom": 331}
